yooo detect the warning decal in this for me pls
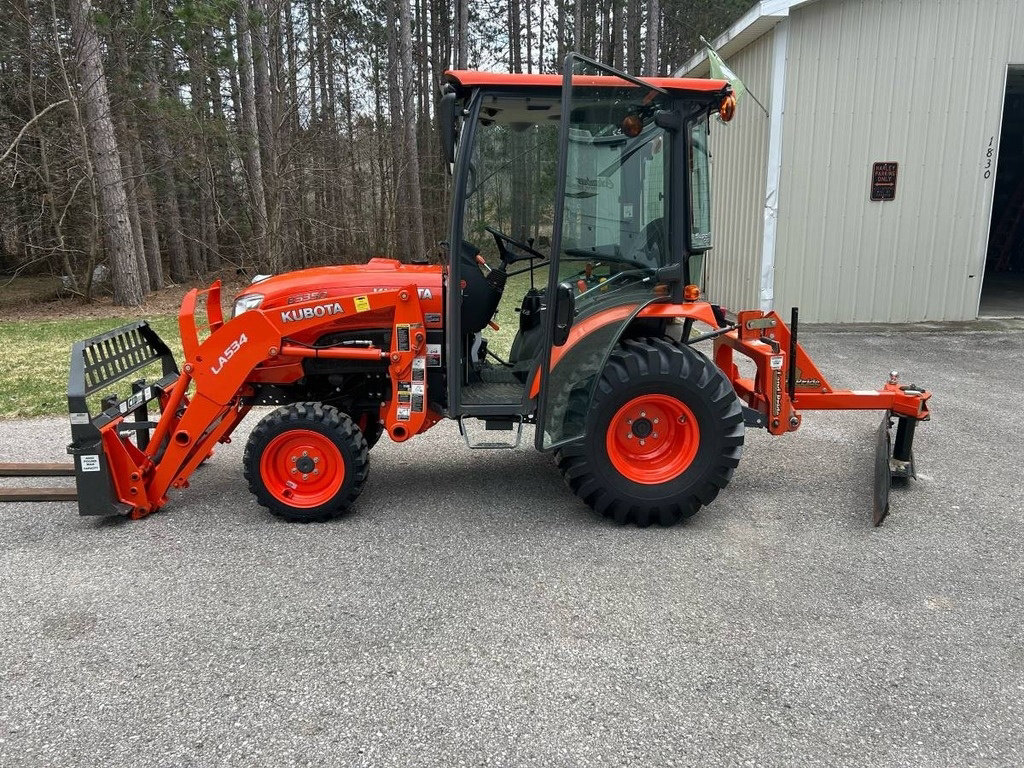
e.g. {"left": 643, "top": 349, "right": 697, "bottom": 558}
{"left": 396, "top": 325, "right": 410, "bottom": 351}
{"left": 426, "top": 344, "right": 441, "bottom": 367}
{"left": 354, "top": 295, "right": 371, "bottom": 313}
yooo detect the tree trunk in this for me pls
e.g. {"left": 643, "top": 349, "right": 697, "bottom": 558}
{"left": 555, "top": 0, "right": 565, "bottom": 66}
{"left": 189, "top": 25, "right": 220, "bottom": 273}
{"left": 207, "top": 29, "right": 234, "bottom": 270}
{"left": 236, "top": 0, "right": 271, "bottom": 271}
{"left": 398, "top": 0, "right": 425, "bottom": 260}
{"left": 145, "top": 66, "right": 189, "bottom": 283}
{"left": 573, "top": 0, "right": 583, "bottom": 61}
{"left": 67, "top": 0, "right": 142, "bottom": 306}
{"left": 116, "top": 113, "right": 151, "bottom": 293}
{"left": 611, "top": 0, "right": 624, "bottom": 69}
{"left": 128, "top": 122, "right": 164, "bottom": 291}
{"left": 457, "top": 0, "right": 469, "bottom": 69}
{"left": 251, "top": 0, "right": 283, "bottom": 272}
{"left": 538, "top": 0, "right": 545, "bottom": 72}
{"left": 342, "top": 57, "right": 364, "bottom": 256}
{"left": 285, "top": 0, "right": 306, "bottom": 265}
{"left": 110, "top": 36, "right": 151, "bottom": 293}
{"left": 386, "top": 14, "right": 408, "bottom": 257}
{"left": 645, "top": 0, "right": 660, "bottom": 76}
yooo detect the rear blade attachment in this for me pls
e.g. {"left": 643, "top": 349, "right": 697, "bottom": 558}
{"left": 872, "top": 410, "right": 920, "bottom": 526}
{"left": 66, "top": 321, "right": 179, "bottom": 516}
{"left": 873, "top": 412, "right": 893, "bottom": 526}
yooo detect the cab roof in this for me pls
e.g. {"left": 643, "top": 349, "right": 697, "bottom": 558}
{"left": 444, "top": 71, "right": 729, "bottom": 95}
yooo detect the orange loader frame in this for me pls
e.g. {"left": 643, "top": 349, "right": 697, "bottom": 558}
{"left": 68, "top": 281, "right": 439, "bottom": 520}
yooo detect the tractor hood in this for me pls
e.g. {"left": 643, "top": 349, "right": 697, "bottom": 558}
{"left": 232, "top": 258, "right": 444, "bottom": 328}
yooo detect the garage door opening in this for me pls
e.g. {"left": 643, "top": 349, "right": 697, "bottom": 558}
{"left": 981, "top": 66, "right": 1024, "bottom": 317}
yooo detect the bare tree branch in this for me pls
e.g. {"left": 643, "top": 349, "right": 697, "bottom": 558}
{"left": 0, "top": 99, "right": 69, "bottom": 165}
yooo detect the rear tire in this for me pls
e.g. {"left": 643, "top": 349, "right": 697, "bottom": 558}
{"left": 244, "top": 402, "right": 368, "bottom": 522}
{"left": 556, "top": 338, "right": 744, "bottom": 527}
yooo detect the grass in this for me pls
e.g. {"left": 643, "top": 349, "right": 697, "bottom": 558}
{"left": 0, "top": 316, "right": 182, "bottom": 418}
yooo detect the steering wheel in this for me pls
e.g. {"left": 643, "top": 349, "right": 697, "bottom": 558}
{"left": 485, "top": 226, "right": 546, "bottom": 265}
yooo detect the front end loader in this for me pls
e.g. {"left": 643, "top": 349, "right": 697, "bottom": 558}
{"left": 61, "top": 54, "right": 930, "bottom": 528}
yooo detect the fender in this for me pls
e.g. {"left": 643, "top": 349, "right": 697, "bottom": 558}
{"left": 529, "top": 300, "right": 723, "bottom": 398}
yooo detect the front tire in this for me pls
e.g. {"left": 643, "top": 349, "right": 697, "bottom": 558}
{"left": 244, "top": 402, "right": 368, "bottom": 522}
{"left": 557, "top": 338, "right": 744, "bottom": 527}
{"left": 353, "top": 411, "right": 385, "bottom": 449}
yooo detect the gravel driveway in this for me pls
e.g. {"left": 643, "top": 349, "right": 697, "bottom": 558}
{"left": 1, "top": 322, "right": 1022, "bottom": 767}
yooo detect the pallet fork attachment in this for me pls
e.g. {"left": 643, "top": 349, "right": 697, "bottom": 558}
{"left": 0, "top": 463, "right": 77, "bottom": 502}
{"left": 66, "top": 321, "right": 179, "bottom": 516}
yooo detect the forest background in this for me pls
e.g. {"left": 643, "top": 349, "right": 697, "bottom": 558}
{"left": 0, "top": 0, "right": 748, "bottom": 306}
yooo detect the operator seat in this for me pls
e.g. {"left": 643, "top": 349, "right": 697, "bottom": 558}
{"left": 457, "top": 240, "right": 503, "bottom": 333}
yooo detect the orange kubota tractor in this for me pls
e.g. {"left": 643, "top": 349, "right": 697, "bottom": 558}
{"left": 66, "top": 56, "right": 929, "bottom": 527}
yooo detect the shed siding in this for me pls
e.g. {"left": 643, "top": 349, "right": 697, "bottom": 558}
{"left": 703, "top": 31, "right": 775, "bottom": 312}
{"left": 776, "top": 0, "right": 1024, "bottom": 322}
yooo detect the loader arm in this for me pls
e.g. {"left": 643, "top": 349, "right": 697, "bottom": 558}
{"left": 68, "top": 281, "right": 429, "bottom": 519}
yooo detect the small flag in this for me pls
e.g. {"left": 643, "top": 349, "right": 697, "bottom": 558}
{"left": 705, "top": 44, "right": 746, "bottom": 104}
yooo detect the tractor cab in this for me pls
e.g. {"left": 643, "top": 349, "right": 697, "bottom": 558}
{"left": 441, "top": 56, "right": 732, "bottom": 448}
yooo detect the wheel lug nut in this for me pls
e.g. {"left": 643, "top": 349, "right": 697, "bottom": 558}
{"left": 290, "top": 456, "right": 297, "bottom": 463}
{"left": 302, "top": 451, "right": 309, "bottom": 457}
{"left": 302, "top": 474, "right": 309, "bottom": 480}
{"left": 313, "top": 457, "right": 320, "bottom": 464}
{"left": 640, "top": 411, "right": 646, "bottom": 417}
{"left": 653, "top": 418, "right": 659, "bottom": 424}
{"left": 653, "top": 432, "right": 659, "bottom": 438}
{"left": 639, "top": 439, "right": 646, "bottom": 446}
{"left": 291, "top": 468, "right": 297, "bottom": 474}
{"left": 314, "top": 470, "right": 319, "bottom": 475}
{"left": 627, "top": 433, "right": 633, "bottom": 439}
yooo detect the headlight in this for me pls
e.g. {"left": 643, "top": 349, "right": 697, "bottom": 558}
{"left": 233, "top": 293, "right": 264, "bottom": 317}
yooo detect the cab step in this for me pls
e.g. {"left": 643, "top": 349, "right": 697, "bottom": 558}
{"left": 458, "top": 416, "right": 524, "bottom": 449}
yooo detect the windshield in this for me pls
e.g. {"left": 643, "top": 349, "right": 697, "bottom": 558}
{"left": 557, "top": 105, "right": 670, "bottom": 281}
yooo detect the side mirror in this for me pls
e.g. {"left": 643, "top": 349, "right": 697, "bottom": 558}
{"left": 552, "top": 282, "right": 576, "bottom": 347}
{"left": 439, "top": 91, "right": 459, "bottom": 166}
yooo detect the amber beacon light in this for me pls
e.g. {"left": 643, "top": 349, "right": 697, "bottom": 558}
{"left": 719, "top": 93, "right": 736, "bottom": 122}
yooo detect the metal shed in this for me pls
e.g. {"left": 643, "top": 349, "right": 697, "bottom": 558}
{"left": 681, "top": 0, "right": 1024, "bottom": 323}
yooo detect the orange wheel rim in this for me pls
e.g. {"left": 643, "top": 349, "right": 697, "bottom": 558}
{"left": 259, "top": 430, "right": 344, "bottom": 508}
{"left": 606, "top": 394, "right": 699, "bottom": 484}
